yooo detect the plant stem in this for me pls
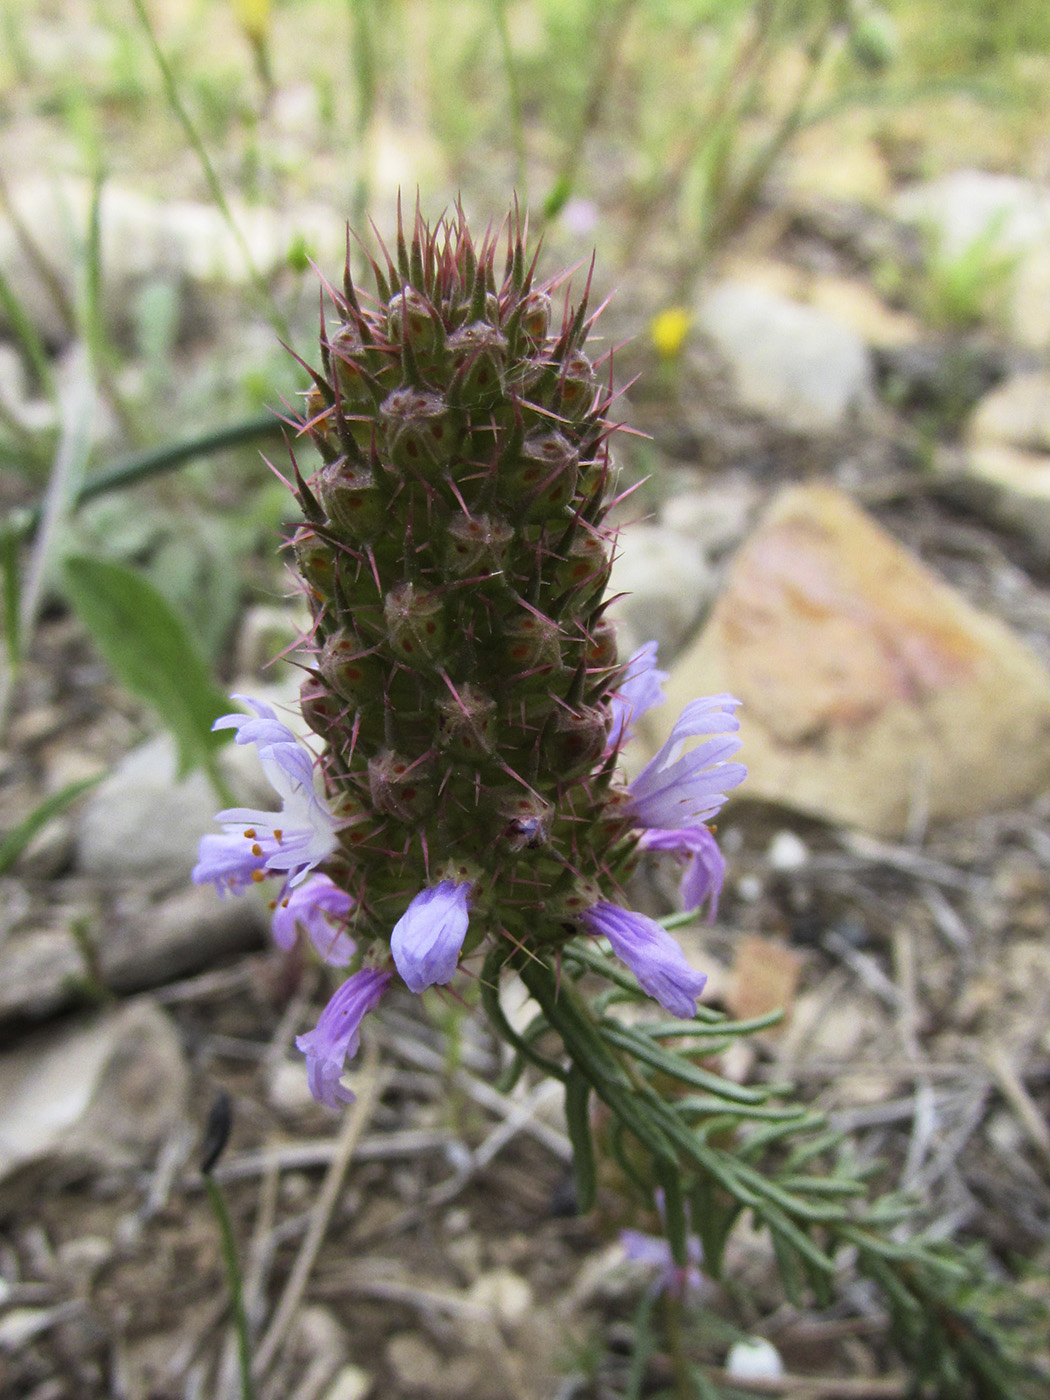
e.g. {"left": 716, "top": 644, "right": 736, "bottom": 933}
{"left": 14, "top": 412, "right": 281, "bottom": 539}
{"left": 202, "top": 1174, "right": 257, "bottom": 1400}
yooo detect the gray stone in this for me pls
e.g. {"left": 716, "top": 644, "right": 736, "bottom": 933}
{"left": 75, "top": 719, "right": 289, "bottom": 882}
{"left": 0, "top": 176, "right": 348, "bottom": 346}
{"left": 0, "top": 1000, "right": 189, "bottom": 1180}
{"left": 607, "top": 524, "right": 714, "bottom": 661}
{"left": 695, "top": 280, "right": 874, "bottom": 433}
{"left": 76, "top": 733, "right": 223, "bottom": 881}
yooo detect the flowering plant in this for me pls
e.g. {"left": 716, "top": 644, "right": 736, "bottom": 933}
{"left": 193, "top": 205, "right": 1035, "bottom": 1398}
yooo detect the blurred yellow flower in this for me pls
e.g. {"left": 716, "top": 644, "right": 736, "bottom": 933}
{"left": 233, "top": 0, "right": 270, "bottom": 44}
{"left": 650, "top": 307, "right": 691, "bottom": 359}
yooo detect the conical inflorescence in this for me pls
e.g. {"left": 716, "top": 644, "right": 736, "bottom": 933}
{"left": 195, "top": 202, "right": 745, "bottom": 1106}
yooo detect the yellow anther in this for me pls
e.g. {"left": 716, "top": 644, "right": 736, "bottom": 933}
{"left": 251, "top": 869, "right": 265, "bottom": 883}
{"left": 244, "top": 828, "right": 257, "bottom": 839}
{"left": 251, "top": 843, "right": 263, "bottom": 857}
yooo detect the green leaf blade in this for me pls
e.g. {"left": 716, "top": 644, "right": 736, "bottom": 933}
{"left": 62, "top": 554, "right": 232, "bottom": 778}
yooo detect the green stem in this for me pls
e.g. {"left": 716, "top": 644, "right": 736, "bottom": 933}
{"left": 203, "top": 1174, "right": 257, "bottom": 1400}
{"left": 14, "top": 413, "right": 281, "bottom": 539}
{"left": 663, "top": 1288, "right": 692, "bottom": 1400}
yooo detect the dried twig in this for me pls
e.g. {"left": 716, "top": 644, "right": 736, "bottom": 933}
{"left": 252, "top": 1035, "right": 384, "bottom": 1380}
{"left": 984, "top": 1042, "right": 1050, "bottom": 1173}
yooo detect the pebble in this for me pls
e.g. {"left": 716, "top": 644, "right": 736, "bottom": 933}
{"left": 766, "top": 830, "right": 809, "bottom": 872}
{"left": 726, "top": 1337, "right": 785, "bottom": 1381}
{"left": 695, "top": 279, "right": 874, "bottom": 434}
{"left": 607, "top": 524, "right": 714, "bottom": 660}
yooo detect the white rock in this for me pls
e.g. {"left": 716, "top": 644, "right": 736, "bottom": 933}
{"left": 0, "top": 1000, "right": 188, "bottom": 1180}
{"left": 696, "top": 280, "right": 874, "bottom": 434}
{"left": 607, "top": 524, "right": 714, "bottom": 660}
{"left": 767, "top": 830, "right": 808, "bottom": 872}
{"left": 895, "top": 170, "right": 1050, "bottom": 262}
{"left": 726, "top": 1337, "right": 784, "bottom": 1381}
{"left": 322, "top": 1365, "right": 373, "bottom": 1400}
{"left": 75, "top": 695, "right": 304, "bottom": 881}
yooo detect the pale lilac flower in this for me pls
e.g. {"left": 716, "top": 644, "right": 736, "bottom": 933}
{"left": 391, "top": 881, "right": 472, "bottom": 993}
{"left": 606, "top": 642, "right": 668, "bottom": 751}
{"left": 629, "top": 694, "right": 745, "bottom": 830}
{"left": 621, "top": 1228, "right": 704, "bottom": 1298}
{"left": 638, "top": 825, "right": 726, "bottom": 920}
{"left": 194, "top": 701, "right": 340, "bottom": 894}
{"left": 272, "top": 874, "right": 355, "bottom": 966}
{"left": 214, "top": 694, "right": 301, "bottom": 749}
{"left": 295, "top": 967, "right": 391, "bottom": 1108}
{"left": 583, "top": 902, "right": 706, "bottom": 1019}
{"left": 192, "top": 831, "right": 268, "bottom": 895}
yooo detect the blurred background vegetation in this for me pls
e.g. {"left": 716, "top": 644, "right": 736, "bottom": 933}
{"left": 1, "top": 0, "right": 1049, "bottom": 739}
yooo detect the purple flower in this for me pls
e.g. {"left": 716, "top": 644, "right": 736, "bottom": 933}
{"left": 621, "top": 1228, "right": 704, "bottom": 1298}
{"left": 214, "top": 694, "right": 302, "bottom": 749}
{"left": 272, "top": 874, "right": 355, "bottom": 966}
{"left": 391, "top": 881, "right": 472, "bottom": 993}
{"left": 194, "top": 699, "right": 340, "bottom": 895}
{"left": 295, "top": 967, "right": 391, "bottom": 1107}
{"left": 191, "top": 831, "right": 268, "bottom": 895}
{"left": 607, "top": 643, "right": 668, "bottom": 751}
{"left": 638, "top": 825, "right": 726, "bottom": 920}
{"left": 629, "top": 694, "right": 745, "bottom": 830}
{"left": 583, "top": 902, "right": 707, "bottom": 1019}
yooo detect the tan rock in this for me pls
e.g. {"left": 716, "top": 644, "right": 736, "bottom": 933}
{"left": 940, "top": 442, "right": 1050, "bottom": 560}
{"left": 659, "top": 484, "right": 1050, "bottom": 835}
{"left": 781, "top": 116, "right": 892, "bottom": 208}
{"left": 969, "top": 372, "right": 1050, "bottom": 451}
{"left": 806, "top": 273, "right": 921, "bottom": 350}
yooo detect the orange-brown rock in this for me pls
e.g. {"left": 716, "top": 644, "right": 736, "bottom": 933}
{"left": 657, "top": 484, "right": 1050, "bottom": 835}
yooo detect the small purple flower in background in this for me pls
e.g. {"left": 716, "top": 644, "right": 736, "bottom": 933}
{"left": 272, "top": 874, "right": 355, "bottom": 966}
{"left": 620, "top": 1227, "right": 704, "bottom": 1298}
{"left": 391, "top": 881, "right": 472, "bottom": 993}
{"left": 638, "top": 825, "right": 727, "bottom": 920}
{"left": 583, "top": 902, "right": 707, "bottom": 1019}
{"left": 192, "top": 698, "right": 340, "bottom": 895}
{"left": 621, "top": 1189, "right": 705, "bottom": 1298}
{"left": 607, "top": 642, "right": 668, "bottom": 751}
{"left": 295, "top": 967, "right": 391, "bottom": 1108}
{"left": 629, "top": 693, "right": 746, "bottom": 831}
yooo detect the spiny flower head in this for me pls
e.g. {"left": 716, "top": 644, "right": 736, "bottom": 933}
{"left": 195, "top": 203, "right": 746, "bottom": 1106}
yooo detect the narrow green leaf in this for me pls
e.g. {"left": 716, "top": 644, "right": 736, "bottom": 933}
{"left": 654, "top": 1159, "right": 688, "bottom": 1268}
{"left": 62, "top": 554, "right": 231, "bottom": 778}
{"left": 599, "top": 1023, "right": 769, "bottom": 1105}
{"left": 564, "top": 1067, "right": 597, "bottom": 1213}
{"left": 0, "top": 774, "right": 102, "bottom": 876}
{"left": 1, "top": 517, "right": 21, "bottom": 666}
